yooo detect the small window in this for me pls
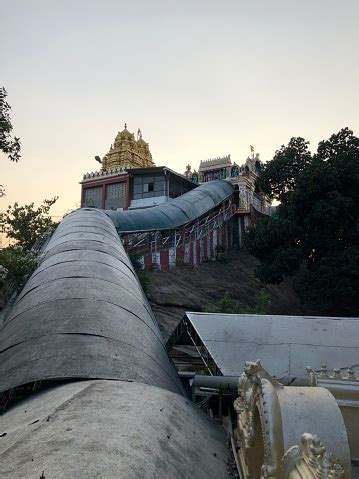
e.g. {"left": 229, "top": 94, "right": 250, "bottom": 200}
{"left": 144, "top": 182, "right": 154, "bottom": 193}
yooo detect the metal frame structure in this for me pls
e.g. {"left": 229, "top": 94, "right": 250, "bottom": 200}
{"left": 167, "top": 315, "right": 222, "bottom": 377}
{"left": 124, "top": 199, "right": 235, "bottom": 256}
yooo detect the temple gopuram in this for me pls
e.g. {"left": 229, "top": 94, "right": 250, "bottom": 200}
{"left": 101, "top": 124, "right": 155, "bottom": 170}
{"left": 80, "top": 124, "right": 195, "bottom": 210}
{"left": 184, "top": 150, "right": 272, "bottom": 245}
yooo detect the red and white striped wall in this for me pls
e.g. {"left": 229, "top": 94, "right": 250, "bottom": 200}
{"left": 138, "top": 222, "right": 231, "bottom": 271}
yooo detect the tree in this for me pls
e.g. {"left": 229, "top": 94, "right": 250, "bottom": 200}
{"left": 246, "top": 128, "right": 359, "bottom": 315}
{"left": 0, "top": 87, "right": 21, "bottom": 197}
{"left": 0, "top": 246, "right": 39, "bottom": 291}
{"left": 257, "top": 137, "right": 312, "bottom": 201}
{"left": 4, "top": 197, "right": 59, "bottom": 250}
{"left": 0, "top": 87, "right": 21, "bottom": 163}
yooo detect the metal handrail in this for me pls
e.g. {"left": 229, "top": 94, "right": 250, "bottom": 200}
{"left": 125, "top": 201, "right": 235, "bottom": 256}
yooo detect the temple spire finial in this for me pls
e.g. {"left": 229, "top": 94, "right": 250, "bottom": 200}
{"left": 101, "top": 123, "right": 155, "bottom": 171}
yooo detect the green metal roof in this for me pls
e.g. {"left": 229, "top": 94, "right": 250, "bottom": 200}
{"left": 106, "top": 179, "right": 234, "bottom": 233}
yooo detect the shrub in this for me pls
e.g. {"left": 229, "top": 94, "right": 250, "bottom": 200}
{"left": 0, "top": 246, "right": 39, "bottom": 290}
{"left": 205, "top": 290, "right": 271, "bottom": 315}
{"left": 137, "top": 269, "right": 150, "bottom": 293}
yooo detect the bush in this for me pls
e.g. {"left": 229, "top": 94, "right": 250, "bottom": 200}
{"left": 137, "top": 269, "right": 151, "bottom": 293}
{"left": 128, "top": 251, "right": 142, "bottom": 270}
{"left": 0, "top": 246, "right": 39, "bottom": 290}
{"left": 128, "top": 252, "right": 151, "bottom": 293}
{"left": 205, "top": 292, "right": 239, "bottom": 313}
{"left": 205, "top": 290, "right": 271, "bottom": 315}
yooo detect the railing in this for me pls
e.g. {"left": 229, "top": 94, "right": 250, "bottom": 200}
{"left": 124, "top": 201, "right": 236, "bottom": 256}
{"left": 31, "top": 230, "right": 53, "bottom": 255}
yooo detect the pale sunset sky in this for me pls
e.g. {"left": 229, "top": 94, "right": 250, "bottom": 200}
{"left": 1, "top": 0, "right": 358, "bottom": 220}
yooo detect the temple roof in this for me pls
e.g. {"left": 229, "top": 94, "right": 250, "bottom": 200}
{"left": 102, "top": 124, "right": 154, "bottom": 170}
{"left": 115, "top": 125, "right": 134, "bottom": 142}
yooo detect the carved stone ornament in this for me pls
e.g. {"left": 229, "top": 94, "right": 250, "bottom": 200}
{"left": 307, "top": 364, "right": 359, "bottom": 462}
{"left": 282, "top": 433, "right": 344, "bottom": 478}
{"left": 233, "top": 360, "right": 284, "bottom": 479}
{"left": 233, "top": 360, "right": 350, "bottom": 479}
{"left": 238, "top": 188, "right": 247, "bottom": 209}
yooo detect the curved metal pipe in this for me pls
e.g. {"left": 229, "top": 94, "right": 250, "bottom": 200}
{"left": 0, "top": 208, "right": 183, "bottom": 395}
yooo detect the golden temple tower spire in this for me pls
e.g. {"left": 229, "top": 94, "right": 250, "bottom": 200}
{"left": 101, "top": 124, "right": 155, "bottom": 171}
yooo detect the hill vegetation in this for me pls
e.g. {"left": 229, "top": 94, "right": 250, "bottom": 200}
{"left": 145, "top": 250, "right": 303, "bottom": 340}
{"left": 246, "top": 128, "right": 359, "bottom": 315}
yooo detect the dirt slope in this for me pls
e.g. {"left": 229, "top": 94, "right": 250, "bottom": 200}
{"left": 146, "top": 249, "right": 304, "bottom": 340}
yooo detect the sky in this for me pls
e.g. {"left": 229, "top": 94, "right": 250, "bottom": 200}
{"left": 1, "top": 0, "right": 359, "bottom": 221}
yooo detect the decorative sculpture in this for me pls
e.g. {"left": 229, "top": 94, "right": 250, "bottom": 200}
{"left": 191, "top": 171, "right": 199, "bottom": 184}
{"left": 231, "top": 164, "right": 239, "bottom": 178}
{"left": 184, "top": 164, "right": 192, "bottom": 178}
{"left": 282, "top": 433, "right": 345, "bottom": 478}
{"left": 238, "top": 188, "right": 247, "bottom": 209}
{"left": 233, "top": 360, "right": 351, "bottom": 479}
{"left": 307, "top": 365, "right": 359, "bottom": 462}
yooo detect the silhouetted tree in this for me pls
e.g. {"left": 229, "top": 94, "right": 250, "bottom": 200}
{"left": 246, "top": 128, "right": 359, "bottom": 315}
{"left": 257, "top": 137, "right": 312, "bottom": 201}
{"left": 0, "top": 87, "right": 21, "bottom": 197}
{"left": 0, "top": 87, "right": 21, "bottom": 163}
{"left": 4, "top": 197, "right": 59, "bottom": 250}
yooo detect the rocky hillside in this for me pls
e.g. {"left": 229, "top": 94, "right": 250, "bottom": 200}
{"left": 145, "top": 249, "right": 304, "bottom": 341}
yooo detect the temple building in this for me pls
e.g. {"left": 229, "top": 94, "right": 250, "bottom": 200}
{"left": 101, "top": 124, "right": 155, "bottom": 170}
{"left": 185, "top": 151, "right": 271, "bottom": 213}
{"left": 80, "top": 125, "right": 195, "bottom": 210}
{"left": 198, "top": 155, "right": 232, "bottom": 182}
{"left": 184, "top": 151, "right": 272, "bottom": 246}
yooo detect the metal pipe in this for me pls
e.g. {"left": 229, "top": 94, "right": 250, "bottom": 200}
{"left": 191, "top": 375, "right": 240, "bottom": 392}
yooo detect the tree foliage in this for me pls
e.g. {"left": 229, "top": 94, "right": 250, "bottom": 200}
{"left": 246, "top": 128, "right": 359, "bottom": 314}
{"left": 0, "top": 246, "right": 39, "bottom": 290}
{"left": 257, "top": 137, "right": 312, "bottom": 201}
{"left": 4, "top": 197, "right": 59, "bottom": 250}
{"left": 0, "top": 87, "right": 21, "bottom": 163}
{"left": 0, "top": 87, "right": 21, "bottom": 197}
{"left": 205, "top": 290, "right": 271, "bottom": 315}
{"left": 128, "top": 251, "right": 151, "bottom": 293}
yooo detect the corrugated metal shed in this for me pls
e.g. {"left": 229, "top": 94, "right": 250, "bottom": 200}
{"left": 168, "top": 313, "right": 359, "bottom": 382}
{"left": 105, "top": 179, "right": 234, "bottom": 233}
{"left": 0, "top": 208, "right": 183, "bottom": 395}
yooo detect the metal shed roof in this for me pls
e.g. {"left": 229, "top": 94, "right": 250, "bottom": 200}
{"left": 105, "top": 179, "right": 234, "bottom": 233}
{"left": 168, "top": 312, "right": 359, "bottom": 383}
{"left": 0, "top": 208, "right": 183, "bottom": 395}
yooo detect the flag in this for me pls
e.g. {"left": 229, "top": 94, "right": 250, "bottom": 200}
{"left": 250, "top": 145, "right": 254, "bottom": 152}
